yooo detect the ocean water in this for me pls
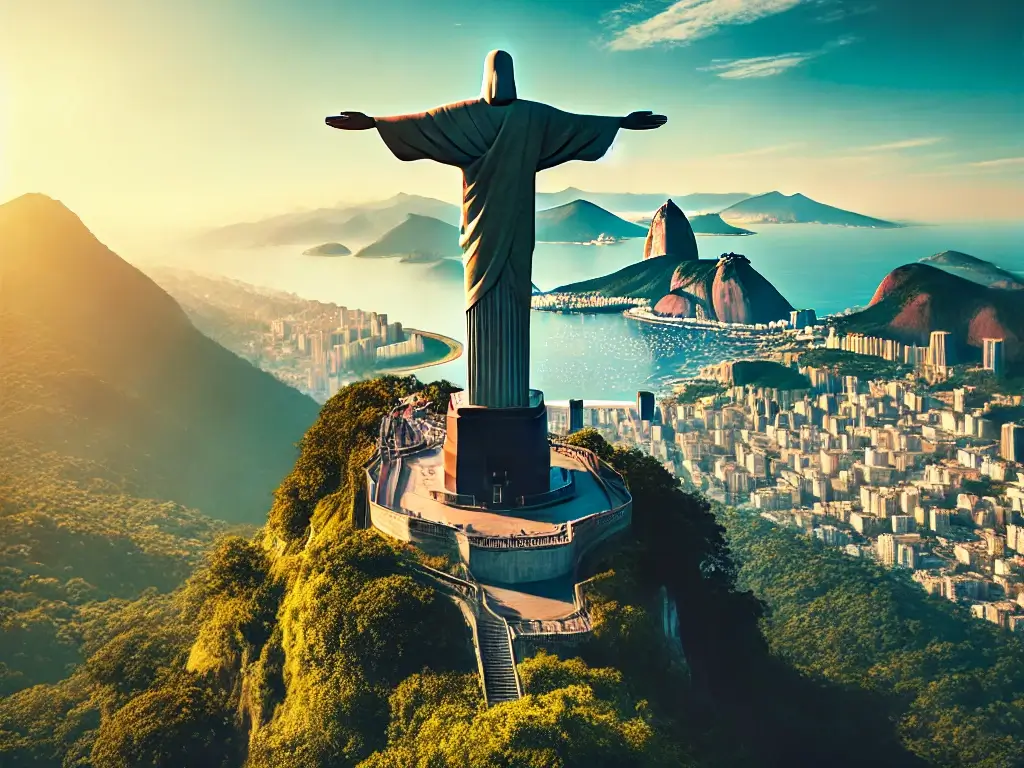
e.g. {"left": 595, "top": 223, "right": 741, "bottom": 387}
{"left": 143, "top": 222, "right": 1024, "bottom": 401}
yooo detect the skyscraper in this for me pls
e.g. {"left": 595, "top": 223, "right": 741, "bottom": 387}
{"left": 929, "top": 331, "right": 954, "bottom": 369}
{"left": 790, "top": 309, "right": 817, "bottom": 329}
{"left": 953, "top": 388, "right": 966, "bottom": 414}
{"left": 983, "top": 338, "right": 1005, "bottom": 377}
{"left": 1000, "top": 422, "right": 1024, "bottom": 462}
{"left": 568, "top": 399, "right": 584, "bottom": 433}
{"left": 636, "top": 391, "right": 655, "bottom": 422}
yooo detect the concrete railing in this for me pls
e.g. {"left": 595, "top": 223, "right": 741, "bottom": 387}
{"left": 465, "top": 529, "right": 571, "bottom": 549}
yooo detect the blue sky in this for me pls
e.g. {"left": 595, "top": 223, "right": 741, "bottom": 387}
{"left": 1, "top": 0, "right": 1021, "bottom": 239}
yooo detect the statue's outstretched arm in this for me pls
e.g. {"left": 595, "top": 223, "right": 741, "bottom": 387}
{"left": 325, "top": 112, "right": 377, "bottom": 131}
{"left": 621, "top": 111, "right": 668, "bottom": 131}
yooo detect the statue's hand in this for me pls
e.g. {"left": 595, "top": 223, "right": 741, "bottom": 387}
{"left": 621, "top": 111, "right": 668, "bottom": 131}
{"left": 326, "top": 112, "right": 377, "bottom": 131}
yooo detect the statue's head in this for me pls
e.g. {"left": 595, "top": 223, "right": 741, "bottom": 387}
{"left": 481, "top": 50, "right": 517, "bottom": 106}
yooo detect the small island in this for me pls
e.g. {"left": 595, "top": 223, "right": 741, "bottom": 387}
{"left": 303, "top": 242, "right": 351, "bottom": 256}
{"left": 688, "top": 213, "right": 755, "bottom": 236}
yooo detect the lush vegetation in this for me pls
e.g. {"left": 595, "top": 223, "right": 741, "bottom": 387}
{"left": 800, "top": 347, "right": 912, "bottom": 381}
{"left": 731, "top": 360, "right": 811, "bottom": 390}
{"left": 551, "top": 256, "right": 681, "bottom": 304}
{"left": 930, "top": 365, "right": 1024, "bottom": 398}
{"left": 721, "top": 507, "right": 1024, "bottom": 767}
{"left": 673, "top": 379, "right": 726, "bottom": 404}
{"left": 1, "top": 195, "right": 320, "bottom": 523}
{"left": 4, "top": 374, "right": 1022, "bottom": 767}
{"left": 0, "top": 440, "right": 229, "bottom": 698}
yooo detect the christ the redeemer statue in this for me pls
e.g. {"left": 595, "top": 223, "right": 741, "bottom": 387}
{"left": 327, "top": 50, "right": 666, "bottom": 409}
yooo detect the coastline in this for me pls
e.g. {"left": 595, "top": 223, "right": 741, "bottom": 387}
{"left": 622, "top": 307, "right": 788, "bottom": 335}
{"left": 375, "top": 328, "right": 463, "bottom": 374}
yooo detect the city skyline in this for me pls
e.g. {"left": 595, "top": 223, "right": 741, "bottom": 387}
{"left": 2, "top": 0, "right": 1022, "bottom": 247}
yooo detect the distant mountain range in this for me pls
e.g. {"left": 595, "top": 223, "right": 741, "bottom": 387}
{"left": 919, "top": 250, "right": 1024, "bottom": 290}
{"left": 535, "top": 188, "right": 752, "bottom": 214}
{"left": 835, "top": 262, "right": 1024, "bottom": 362}
{"left": 633, "top": 212, "right": 754, "bottom": 236}
{"left": 196, "top": 188, "right": 901, "bottom": 252}
{"left": 196, "top": 193, "right": 460, "bottom": 248}
{"left": 719, "top": 191, "right": 900, "bottom": 228}
{"left": 0, "top": 193, "right": 319, "bottom": 523}
{"left": 536, "top": 199, "right": 647, "bottom": 243}
{"left": 355, "top": 214, "right": 461, "bottom": 260}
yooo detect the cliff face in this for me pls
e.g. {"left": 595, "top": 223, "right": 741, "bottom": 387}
{"left": 840, "top": 263, "right": 1024, "bottom": 361}
{"left": 711, "top": 253, "right": 794, "bottom": 325}
{"left": 651, "top": 254, "right": 792, "bottom": 324}
{"left": 643, "top": 199, "right": 698, "bottom": 261}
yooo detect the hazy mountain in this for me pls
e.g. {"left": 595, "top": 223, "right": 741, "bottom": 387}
{"left": 535, "top": 187, "right": 752, "bottom": 214}
{"left": 195, "top": 193, "right": 460, "bottom": 248}
{"left": 919, "top": 250, "right": 1024, "bottom": 290}
{"left": 303, "top": 242, "right": 351, "bottom": 256}
{"left": 355, "top": 214, "right": 462, "bottom": 259}
{"left": 425, "top": 257, "right": 465, "bottom": 282}
{"left": 689, "top": 213, "right": 755, "bottom": 236}
{"left": 836, "top": 262, "right": 1024, "bottom": 361}
{"left": 719, "top": 191, "right": 900, "bottom": 228}
{"left": 535, "top": 199, "right": 646, "bottom": 243}
{"left": 0, "top": 193, "right": 319, "bottom": 522}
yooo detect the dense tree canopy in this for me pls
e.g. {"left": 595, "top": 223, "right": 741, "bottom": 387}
{"left": 4, "top": 382, "right": 1023, "bottom": 768}
{"left": 722, "top": 507, "right": 1024, "bottom": 767}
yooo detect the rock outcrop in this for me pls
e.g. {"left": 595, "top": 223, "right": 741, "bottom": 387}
{"left": 651, "top": 253, "right": 792, "bottom": 324}
{"left": 643, "top": 199, "right": 698, "bottom": 261}
{"left": 711, "top": 253, "right": 794, "bottom": 325}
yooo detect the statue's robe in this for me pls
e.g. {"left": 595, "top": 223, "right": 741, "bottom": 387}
{"left": 375, "top": 99, "right": 620, "bottom": 408}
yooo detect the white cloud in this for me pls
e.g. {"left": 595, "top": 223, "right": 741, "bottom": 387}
{"left": 968, "top": 156, "right": 1024, "bottom": 168}
{"left": 608, "top": 0, "right": 808, "bottom": 51}
{"left": 816, "top": 2, "right": 877, "bottom": 23}
{"left": 700, "top": 52, "right": 815, "bottom": 78}
{"left": 855, "top": 137, "right": 944, "bottom": 152}
{"left": 698, "top": 34, "right": 856, "bottom": 78}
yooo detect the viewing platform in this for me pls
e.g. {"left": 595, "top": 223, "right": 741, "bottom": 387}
{"left": 364, "top": 395, "right": 632, "bottom": 585}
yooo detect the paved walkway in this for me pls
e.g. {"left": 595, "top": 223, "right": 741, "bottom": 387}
{"left": 398, "top": 446, "right": 611, "bottom": 537}
{"left": 482, "top": 577, "right": 577, "bottom": 621}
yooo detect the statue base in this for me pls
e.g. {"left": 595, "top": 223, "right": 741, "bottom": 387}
{"left": 443, "top": 389, "right": 551, "bottom": 505}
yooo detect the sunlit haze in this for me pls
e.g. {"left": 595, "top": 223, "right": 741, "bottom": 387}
{"left": 2, "top": 0, "right": 1021, "bottom": 247}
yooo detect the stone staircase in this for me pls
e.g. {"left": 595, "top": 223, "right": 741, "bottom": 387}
{"left": 476, "top": 607, "right": 522, "bottom": 705}
{"left": 412, "top": 565, "right": 522, "bottom": 706}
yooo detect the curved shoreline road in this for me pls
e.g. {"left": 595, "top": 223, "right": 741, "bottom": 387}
{"left": 375, "top": 328, "right": 463, "bottom": 375}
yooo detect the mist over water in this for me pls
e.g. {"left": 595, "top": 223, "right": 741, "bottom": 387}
{"left": 139, "top": 222, "right": 1024, "bottom": 400}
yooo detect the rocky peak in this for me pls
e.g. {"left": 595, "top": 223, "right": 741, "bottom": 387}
{"left": 643, "top": 199, "right": 698, "bottom": 262}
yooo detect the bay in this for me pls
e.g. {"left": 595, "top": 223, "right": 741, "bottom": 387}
{"left": 140, "top": 222, "right": 1024, "bottom": 401}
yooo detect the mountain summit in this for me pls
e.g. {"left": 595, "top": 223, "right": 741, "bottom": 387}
{"left": 720, "top": 191, "right": 899, "bottom": 228}
{"left": 0, "top": 193, "right": 318, "bottom": 522}
{"left": 643, "top": 199, "right": 698, "bottom": 261}
{"left": 535, "top": 199, "right": 646, "bottom": 243}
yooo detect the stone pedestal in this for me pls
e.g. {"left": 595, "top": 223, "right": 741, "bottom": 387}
{"left": 443, "top": 389, "right": 551, "bottom": 504}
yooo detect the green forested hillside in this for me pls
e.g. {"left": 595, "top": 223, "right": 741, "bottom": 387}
{"left": 0, "top": 194, "right": 319, "bottom": 523}
{"left": 2, "top": 376, "right": 1021, "bottom": 767}
{"left": 0, "top": 439, "right": 230, "bottom": 698}
{"left": 721, "top": 508, "right": 1024, "bottom": 767}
